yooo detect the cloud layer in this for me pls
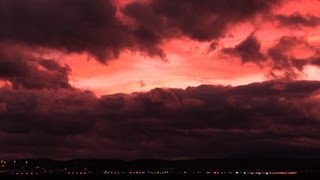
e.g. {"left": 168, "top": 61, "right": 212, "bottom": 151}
{"left": 0, "top": 0, "right": 281, "bottom": 62}
{"left": 275, "top": 12, "right": 320, "bottom": 29}
{"left": 1, "top": 0, "right": 320, "bottom": 160}
{"left": 1, "top": 81, "right": 320, "bottom": 159}
{"left": 222, "top": 35, "right": 320, "bottom": 79}
{"left": 0, "top": 44, "right": 72, "bottom": 89}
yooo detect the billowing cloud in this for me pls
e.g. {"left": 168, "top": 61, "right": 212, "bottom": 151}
{"left": 267, "top": 36, "right": 320, "bottom": 78}
{"left": 0, "top": 44, "right": 72, "bottom": 89}
{"left": 222, "top": 34, "right": 266, "bottom": 63}
{"left": 275, "top": 12, "right": 320, "bottom": 28}
{"left": 221, "top": 35, "right": 320, "bottom": 79}
{"left": 123, "top": 0, "right": 281, "bottom": 41}
{"left": 1, "top": 0, "right": 320, "bottom": 161}
{"left": 0, "top": 0, "right": 281, "bottom": 62}
{"left": 1, "top": 81, "right": 320, "bottom": 159}
{"left": 0, "top": 88, "right": 97, "bottom": 135}
{"left": 0, "top": 0, "right": 164, "bottom": 62}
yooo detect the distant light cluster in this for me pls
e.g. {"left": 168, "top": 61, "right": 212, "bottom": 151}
{"left": 2, "top": 168, "right": 299, "bottom": 176}
{"left": 0, "top": 159, "right": 312, "bottom": 176}
{"left": 0, "top": 160, "right": 6, "bottom": 168}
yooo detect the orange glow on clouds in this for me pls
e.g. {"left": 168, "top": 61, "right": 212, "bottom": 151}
{"left": 60, "top": 0, "right": 320, "bottom": 96}
{"left": 65, "top": 39, "right": 265, "bottom": 96}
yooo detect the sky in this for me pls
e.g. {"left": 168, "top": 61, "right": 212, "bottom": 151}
{"left": 0, "top": 0, "right": 320, "bottom": 160}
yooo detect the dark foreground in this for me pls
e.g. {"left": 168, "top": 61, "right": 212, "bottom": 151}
{"left": 2, "top": 159, "right": 320, "bottom": 179}
{"left": 0, "top": 175, "right": 319, "bottom": 180}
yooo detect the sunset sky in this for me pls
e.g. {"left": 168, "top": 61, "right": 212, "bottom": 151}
{"left": 1, "top": 0, "right": 320, "bottom": 160}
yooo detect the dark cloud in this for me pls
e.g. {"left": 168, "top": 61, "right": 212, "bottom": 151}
{"left": 275, "top": 12, "right": 320, "bottom": 28}
{"left": 123, "top": 0, "right": 281, "bottom": 41}
{"left": 1, "top": 81, "right": 320, "bottom": 159}
{"left": 267, "top": 36, "right": 319, "bottom": 79}
{"left": 0, "top": 88, "right": 97, "bottom": 136}
{"left": 209, "top": 42, "right": 219, "bottom": 51}
{"left": 221, "top": 35, "right": 320, "bottom": 79}
{"left": 309, "top": 54, "right": 320, "bottom": 66}
{"left": 268, "top": 36, "right": 305, "bottom": 70}
{"left": 0, "top": 45, "right": 72, "bottom": 89}
{"left": 0, "top": 0, "right": 166, "bottom": 62}
{"left": 0, "top": 0, "right": 281, "bottom": 62}
{"left": 222, "top": 34, "right": 266, "bottom": 63}
{"left": 1, "top": 0, "right": 320, "bottom": 160}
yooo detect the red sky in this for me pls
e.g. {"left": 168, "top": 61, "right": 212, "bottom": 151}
{"left": 1, "top": 0, "right": 320, "bottom": 160}
{"left": 53, "top": 0, "right": 320, "bottom": 96}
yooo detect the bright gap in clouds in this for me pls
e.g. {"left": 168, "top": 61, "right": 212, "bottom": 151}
{"left": 61, "top": 0, "right": 320, "bottom": 96}
{"left": 65, "top": 39, "right": 266, "bottom": 96}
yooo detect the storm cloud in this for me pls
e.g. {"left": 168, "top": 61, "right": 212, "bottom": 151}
{"left": 275, "top": 12, "right": 320, "bottom": 29}
{"left": 0, "top": 44, "right": 72, "bottom": 89}
{"left": 221, "top": 34, "right": 266, "bottom": 63}
{"left": 0, "top": 0, "right": 281, "bottom": 62}
{"left": 221, "top": 35, "right": 320, "bottom": 79}
{"left": 122, "top": 0, "right": 281, "bottom": 41}
{"left": 1, "top": 81, "right": 320, "bottom": 159}
{"left": 1, "top": 0, "right": 320, "bottom": 161}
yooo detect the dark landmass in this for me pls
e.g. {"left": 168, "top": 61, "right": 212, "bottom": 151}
{"left": 1, "top": 158, "right": 320, "bottom": 177}
{"left": 2, "top": 158, "right": 320, "bottom": 170}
